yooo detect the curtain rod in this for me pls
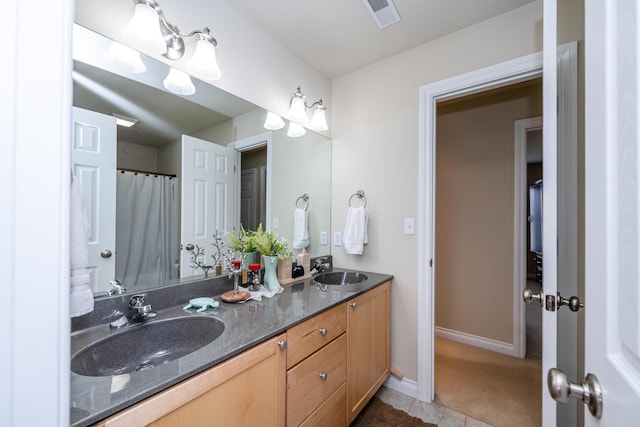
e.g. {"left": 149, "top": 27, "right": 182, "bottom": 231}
{"left": 117, "top": 168, "right": 177, "bottom": 178}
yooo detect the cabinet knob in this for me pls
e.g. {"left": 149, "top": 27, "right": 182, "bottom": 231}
{"left": 319, "top": 328, "right": 328, "bottom": 336}
{"left": 277, "top": 340, "right": 287, "bottom": 350}
{"left": 319, "top": 373, "right": 328, "bottom": 381}
{"left": 350, "top": 302, "right": 357, "bottom": 308}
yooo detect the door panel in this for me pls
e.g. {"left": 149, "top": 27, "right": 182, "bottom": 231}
{"left": 71, "top": 107, "right": 117, "bottom": 294}
{"left": 585, "top": 0, "right": 640, "bottom": 423}
{"left": 180, "top": 135, "right": 234, "bottom": 277}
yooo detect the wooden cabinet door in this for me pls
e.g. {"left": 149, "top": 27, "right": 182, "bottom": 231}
{"left": 97, "top": 334, "right": 286, "bottom": 427}
{"left": 346, "top": 282, "right": 391, "bottom": 424}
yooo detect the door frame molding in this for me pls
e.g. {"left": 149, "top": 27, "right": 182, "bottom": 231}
{"left": 415, "top": 43, "right": 577, "bottom": 403}
{"left": 514, "top": 116, "right": 543, "bottom": 359}
{"left": 416, "top": 51, "right": 543, "bottom": 402}
{"left": 229, "top": 131, "right": 273, "bottom": 232}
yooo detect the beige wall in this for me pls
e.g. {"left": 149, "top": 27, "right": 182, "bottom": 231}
{"left": 331, "top": 1, "right": 543, "bottom": 381}
{"left": 435, "top": 80, "right": 542, "bottom": 344}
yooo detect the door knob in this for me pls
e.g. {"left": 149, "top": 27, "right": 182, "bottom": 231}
{"left": 523, "top": 288, "right": 544, "bottom": 307}
{"left": 548, "top": 368, "right": 603, "bottom": 419}
{"left": 100, "top": 250, "right": 112, "bottom": 258}
{"left": 557, "top": 292, "right": 584, "bottom": 312}
{"left": 185, "top": 243, "right": 194, "bottom": 251}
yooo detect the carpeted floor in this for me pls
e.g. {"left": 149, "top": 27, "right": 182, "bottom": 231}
{"left": 435, "top": 337, "right": 541, "bottom": 427}
{"left": 351, "top": 397, "right": 437, "bottom": 427}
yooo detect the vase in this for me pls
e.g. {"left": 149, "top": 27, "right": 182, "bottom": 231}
{"left": 242, "top": 251, "right": 256, "bottom": 270}
{"left": 263, "top": 255, "right": 283, "bottom": 293}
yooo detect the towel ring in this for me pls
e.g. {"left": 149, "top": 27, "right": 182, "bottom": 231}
{"left": 296, "top": 194, "right": 309, "bottom": 210}
{"left": 348, "top": 190, "right": 367, "bottom": 208}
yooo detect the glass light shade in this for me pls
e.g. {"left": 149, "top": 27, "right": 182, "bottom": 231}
{"left": 308, "top": 106, "right": 328, "bottom": 131}
{"left": 263, "top": 111, "right": 286, "bottom": 130}
{"left": 188, "top": 39, "right": 222, "bottom": 81}
{"left": 287, "top": 122, "right": 307, "bottom": 138}
{"left": 105, "top": 42, "right": 146, "bottom": 74}
{"left": 123, "top": 3, "right": 167, "bottom": 55}
{"left": 163, "top": 68, "right": 196, "bottom": 95}
{"left": 289, "top": 96, "right": 308, "bottom": 123}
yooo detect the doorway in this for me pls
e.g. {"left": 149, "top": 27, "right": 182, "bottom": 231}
{"left": 432, "top": 79, "right": 543, "bottom": 425}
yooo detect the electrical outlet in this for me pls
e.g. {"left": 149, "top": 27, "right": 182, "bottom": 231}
{"left": 404, "top": 218, "right": 415, "bottom": 235}
{"left": 320, "top": 231, "right": 328, "bottom": 245}
{"left": 272, "top": 217, "right": 279, "bottom": 229}
{"left": 333, "top": 231, "right": 342, "bottom": 246}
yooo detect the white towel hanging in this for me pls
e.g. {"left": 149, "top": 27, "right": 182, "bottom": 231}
{"left": 69, "top": 175, "right": 94, "bottom": 317}
{"left": 343, "top": 206, "right": 368, "bottom": 255}
{"left": 292, "top": 207, "right": 309, "bottom": 249}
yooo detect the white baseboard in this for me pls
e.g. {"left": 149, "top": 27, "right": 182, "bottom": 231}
{"left": 384, "top": 374, "right": 418, "bottom": 399}
{"left": 435, "top": 326, "right": 516, "bottom": 357}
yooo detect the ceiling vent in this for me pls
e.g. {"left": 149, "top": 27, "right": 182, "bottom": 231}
{"left": 362, "top": 0, "right": 401, "bottom": 29}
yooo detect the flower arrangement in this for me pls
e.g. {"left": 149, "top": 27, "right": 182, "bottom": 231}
{"left": 253, "top": 224, "right": 291, "bottom": 258}
{"left": 226, "top": 225, "right": 257, "bottom": 253}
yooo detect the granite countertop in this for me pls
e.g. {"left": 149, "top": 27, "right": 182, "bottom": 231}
{"left": 70, "top": 268, "right": 393, "bottom": 427}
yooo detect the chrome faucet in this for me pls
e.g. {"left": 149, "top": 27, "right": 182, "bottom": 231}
{"left": 109, "top": 294, "right": 157, "bottom": 329}
{"left": 107, "top": 279, "right": 126, "bottom": 296}
{"left": 311, "top": 257, "right": 331, "bottom": 275}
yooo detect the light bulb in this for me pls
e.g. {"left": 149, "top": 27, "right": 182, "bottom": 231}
{"left": 105, "top": 42, "right": 146, "bottom": 74}
{"left": 263, "top": 111, "right": 286, "bottom": 130}
{"left": 188, "top": 39, "right": 222, "bottom": 81}
{"left": 308, "top": 106, "right": 328, "bottom": 131}
{"left": 163, "top": 67, "right": 196, "bottom": 95}
{"left": 123, "top": 3, "right": 167, "bottom": 55}
{"left": 287, "top": 122, "right": 307, "bottom": 138}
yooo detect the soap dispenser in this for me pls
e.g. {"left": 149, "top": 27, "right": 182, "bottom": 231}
{"left": 297, "top": 247, "right": 310, "bottom": 278}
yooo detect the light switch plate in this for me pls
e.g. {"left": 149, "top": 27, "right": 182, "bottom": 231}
{"left": 272, "top": 217, "right": 279, "bottom": 229}
{"left": 333, "top": 231, "right": 342, "bottom": 246}
{"left": 320, "top": 231, "right": 328, "bottom": 245}
{"left": 404, "top": 218, "right": 415, "bottom": 235}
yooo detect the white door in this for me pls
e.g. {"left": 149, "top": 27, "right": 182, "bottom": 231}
{"left": 582, "top": 0, "right": 640, "bottom": 423}
{"left": 180, "top": 135, "right": 234, "bottom": 277}
{"left": 241, "top": 168, "right": 258, "bottom": 230}
{"left": 71, "top": 107, "right": 117, "bottom": 294}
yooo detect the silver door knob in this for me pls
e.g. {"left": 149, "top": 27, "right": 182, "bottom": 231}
{"left": 523, "top": 288, "right": 544, "bottom": 307}
{"left": 548, "top": 368, "right": 603, "bottom": 419}
{"left": 557, "top": 292, "right": 584, "bottom": 312}
{"left": 185, "top": 243, "right": 195, "bottom": 251}
{"left": 100, "top": 250, "right": 112, "bottom": 258}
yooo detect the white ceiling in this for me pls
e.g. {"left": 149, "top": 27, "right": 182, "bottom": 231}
{"left": 235, "top": 0, "right": 538, "bottom": 78}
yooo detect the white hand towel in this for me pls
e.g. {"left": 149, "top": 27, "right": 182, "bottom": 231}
{"left": 292, "top": 207, "right": 309, "bottom": 249}
{"left": 69, "top": 175, "right": 94, "bottom": 317}
{"left": 343, "top": 207, "right": 368, "bottom": 255}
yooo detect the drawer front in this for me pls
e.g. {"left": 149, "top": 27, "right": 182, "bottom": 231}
{"left": 299, "top": 382, "right": 346, "bottom": 427}
{"left": 287, "top": 304, "right": 346, "bottom": 368}
{"left": 287, "top": 334, "right": 347, "bottom": 427}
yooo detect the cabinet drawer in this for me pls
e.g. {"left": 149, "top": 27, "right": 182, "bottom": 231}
{"left": 287, "top": 334, "right": 346, "bottom": 426}
{"left": 299, "top": 382, "right": 346, "bottom": 427}
{"left": 287, "top": 304, "right": 346, "bottom": 368}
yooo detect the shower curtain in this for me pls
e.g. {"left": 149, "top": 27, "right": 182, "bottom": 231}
{"left": 115, "top": 171, "right": 178, "bottom": 289}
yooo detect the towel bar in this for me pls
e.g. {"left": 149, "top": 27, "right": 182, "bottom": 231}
{"left": 348, "top": 190, "right": 367, "bottom": 208}
{"left": 296, "top": 193, "right": 309, "bottom": 210}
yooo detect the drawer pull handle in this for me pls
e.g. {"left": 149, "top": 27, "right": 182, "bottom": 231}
{"left": 277, "top": 340, "right": 287, "bottom": 350}
{"left": 319, "top": 328, "right": 328, "bottom": 336}
{"left": 320, "top": 373, "right": 328, "bottom": 381}
{"left": 350, "top": 302, "right": 357, "bottom": 308}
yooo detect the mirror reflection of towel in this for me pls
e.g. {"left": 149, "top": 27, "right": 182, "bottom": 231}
{"left": 70, "top": 175, "right": 94, "bottom": 317}
{"left": 343, "top": 207, "right": 368, "bottom": 255}
{"left": 292, "top": 207, "right": 309, "bottom": 249}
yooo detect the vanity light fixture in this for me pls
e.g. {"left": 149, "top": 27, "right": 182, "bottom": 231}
{"left": 123, "top": 0, "right": 222, "bottom": 82}
{"left": 105, "top": 41, "right": 147, "bottom": 74}
{"left": 263, "top": 111, "right": 286, "bottom": 130}
{"left": 163, "top": 67, "right": 196, "bottom": 96}
{"left": 288, "top": 86, "right": 328, "bottom": 131}
{"left": 287, "top": 122, "right": 307, "bottom": 138}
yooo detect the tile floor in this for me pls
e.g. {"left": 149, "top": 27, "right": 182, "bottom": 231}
{"left": 375, "top": 385, "right": 494, "bottom": 427}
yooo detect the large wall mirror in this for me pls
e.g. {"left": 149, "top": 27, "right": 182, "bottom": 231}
{"left": 72, "top": 24, "right": 331, "bottom": 298}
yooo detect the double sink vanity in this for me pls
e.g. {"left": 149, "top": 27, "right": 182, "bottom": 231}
{"left": 70, "top": 266, "right": 392, "bottom": 426}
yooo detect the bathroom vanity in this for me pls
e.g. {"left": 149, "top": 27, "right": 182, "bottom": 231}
{"left": 71, "top": 270, "right": 391, "bottom": 427}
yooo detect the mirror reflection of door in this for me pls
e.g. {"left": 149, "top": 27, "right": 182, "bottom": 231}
{"left": 239, "top": 147, "right": 267, "bottom": 231}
